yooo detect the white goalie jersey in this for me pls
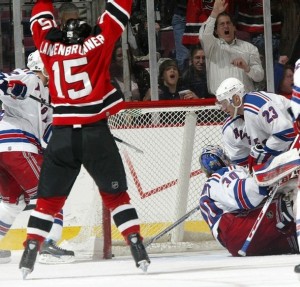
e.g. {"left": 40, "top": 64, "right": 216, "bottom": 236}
{"left": 199, "top": 165, "right": 269, "bottom": 241}
{"left": 0, "top": 68, "right": 52, "bottom": 154}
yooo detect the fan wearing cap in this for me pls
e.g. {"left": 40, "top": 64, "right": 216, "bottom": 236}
{"left": 199, "top": 145, "right": 297, "bottom": 256}
{"left": 154, "top": 59, "right": 197, "bottom": 100}
{"left": 215, "top": 77, "right": 296, "bottom": 170}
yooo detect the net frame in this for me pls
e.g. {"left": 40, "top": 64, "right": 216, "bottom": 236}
{"left": 64, "top": 99, "right": 227, "bottom": 259}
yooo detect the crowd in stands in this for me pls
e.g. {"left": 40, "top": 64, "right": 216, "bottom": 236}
{"left": 108, "top": 0, "right": 300, "bottom": 102}
{"left": 1, "top": 0, "right": 300, "bottom": 102}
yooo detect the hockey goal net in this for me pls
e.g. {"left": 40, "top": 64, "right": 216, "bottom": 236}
{"left": 62, "top": 99, "right": 227, "bottom": 259}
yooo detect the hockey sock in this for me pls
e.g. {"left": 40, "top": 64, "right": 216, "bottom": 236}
{"left": 100, "top": 191, "right": 141, "bottom": 240}
{"left": 25, "top": 196, "right": 66, "bottom": 246}
{"left": 0, "top": 199, "right": 26, "bottom": 239}
{"left": 47, "top": 209, "right": 64, "bottom": 242}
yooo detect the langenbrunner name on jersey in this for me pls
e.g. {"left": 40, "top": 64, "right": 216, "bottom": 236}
{"left": 40, "top": 34, "right": 105, "bottom": 56}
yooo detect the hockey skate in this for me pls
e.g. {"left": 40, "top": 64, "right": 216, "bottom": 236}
{"left": 295, "top": 264, "right": 300, "bottom": 274}
{"left": 0, "top": 249, "right": 11, "bottom": 264}
{"left": 39, "top": 239, "right": 75, "bottom": 264}
{"left": 19, "top": 239, "right": 39, "bottom": 279}
{"left": 128, "top": 233, "right": 150, "bottom": 272}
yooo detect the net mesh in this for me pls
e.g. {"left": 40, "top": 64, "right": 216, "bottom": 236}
{"left": 65, "top": 102, "right": 227, "bottom": 258}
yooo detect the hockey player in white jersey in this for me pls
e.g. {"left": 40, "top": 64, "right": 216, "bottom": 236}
{"left": 216, "top": 77, "right": 296, "bottom": 169}
{"left": 199, "top": 145, "right": 298, "bottom": 256}
{"left": 221, "top": 115, "right": 250, "bottom": 167}
{"left": 288, "top": 59, "right": 300, "bottom": 275}
{"left": 290, "top": 59, "right": 300, "bottom": 127}
{"left": 0, "top": 50, "right": 74, "bottom": 264}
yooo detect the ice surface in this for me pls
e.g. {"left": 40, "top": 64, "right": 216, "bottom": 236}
{"left": 1, "top": 249, "right": 300, "bottom": 287}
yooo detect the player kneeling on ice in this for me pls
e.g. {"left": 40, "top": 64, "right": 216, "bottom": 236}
{"left": 199, "top": 145, "right": 299, "bottom": 256}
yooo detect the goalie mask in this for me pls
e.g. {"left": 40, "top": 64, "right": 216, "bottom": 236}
{"left": 200, "top": 145, "right": 231, "bottom": 176}
{"left": 62, "top": 19, "right": 92, "bottom": 45}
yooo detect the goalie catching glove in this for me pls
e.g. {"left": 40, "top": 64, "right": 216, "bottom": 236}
{"left": 248, "top": 144, "right": 272, "bottom": 173}
{"left": 0, "top": 79, "right": 28, "bottom": 100}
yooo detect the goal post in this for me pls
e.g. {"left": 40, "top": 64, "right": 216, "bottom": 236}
{"left": 63, "top": 99, "right": 227, "bottom": 258}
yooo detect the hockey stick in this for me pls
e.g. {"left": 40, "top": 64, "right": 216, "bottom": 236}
{"left": 145, "top": 206, "right": 200, "bottom": 248}
{"left": 113, "top": 137, "right": 143, "bottom": 154}
{"left": 29, "top": 95, "right": 144, "bottom": 154}
{"left": 237, "top": 182, "right": 280, "bottom": 256}
{"left": 29, "top": 95, "right": 53, "bottom": 108}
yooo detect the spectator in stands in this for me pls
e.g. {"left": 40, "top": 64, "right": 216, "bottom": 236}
{"left": 144, "top": 58, "right": 197, "bottom": 101}
{"left": 274, "top": 56, "right": 294, "bottom": 99}
{"left": 131, "top": 0, "right": 162, "bottom": 57}
{"left": 233, "top": 0, "right": 282, "bottom": 61}
{"left": 182, "top": 0, "right": 233, "bottom": 47}
{"left": 199, "top": 145, "right": 298, "bottom": 257}
{"left": 171, "top": 0, "right": 190, "bottom": 72}
{"left": 58, "top": 2, "right": 80, "bottom": 26}
{"left": 181, "top": 45, "right": 214, "bottom": 98}
{"left": 199, "top": 0, "right": 264, "bottom": 96}
{"left": 160, "top": 0, "right": 175, "bottom": 29}
{"left": 110, "top": 43, "right": 150, "bottom": 101}
{"left": 278, "top": 1, "right": 300, "bottom": 66}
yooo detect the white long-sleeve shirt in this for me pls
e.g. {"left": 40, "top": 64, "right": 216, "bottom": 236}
{"left": 199, "top": 16, "right": 264, "bottom": 95}
{"left": 0, "top": 68, "right": 52, "bottom": 154}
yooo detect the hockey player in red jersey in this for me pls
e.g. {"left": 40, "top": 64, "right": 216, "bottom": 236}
{"left": 19, "top": 0, "right": 150, "bottom": 279}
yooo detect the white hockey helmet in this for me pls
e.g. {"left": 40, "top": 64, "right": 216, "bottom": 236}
{"left": 27, "top": 50, "right": 44, "bottom": 72}
{"left": 216, "top": 77, "right": 245, "bottom": 103}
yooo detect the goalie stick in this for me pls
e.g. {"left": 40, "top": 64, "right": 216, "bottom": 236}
{"left": 29, "top": 95, "right": 144, "bottom": 154}
{"left": 237, "top": 182, "right": 280, "bottom": 256}
{"left": 145, "top": 206, "right": 200, "bottom": 248}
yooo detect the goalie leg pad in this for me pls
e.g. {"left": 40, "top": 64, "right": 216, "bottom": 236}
{"left": 253, "top": 148, "right": 300, "bottom": 186}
